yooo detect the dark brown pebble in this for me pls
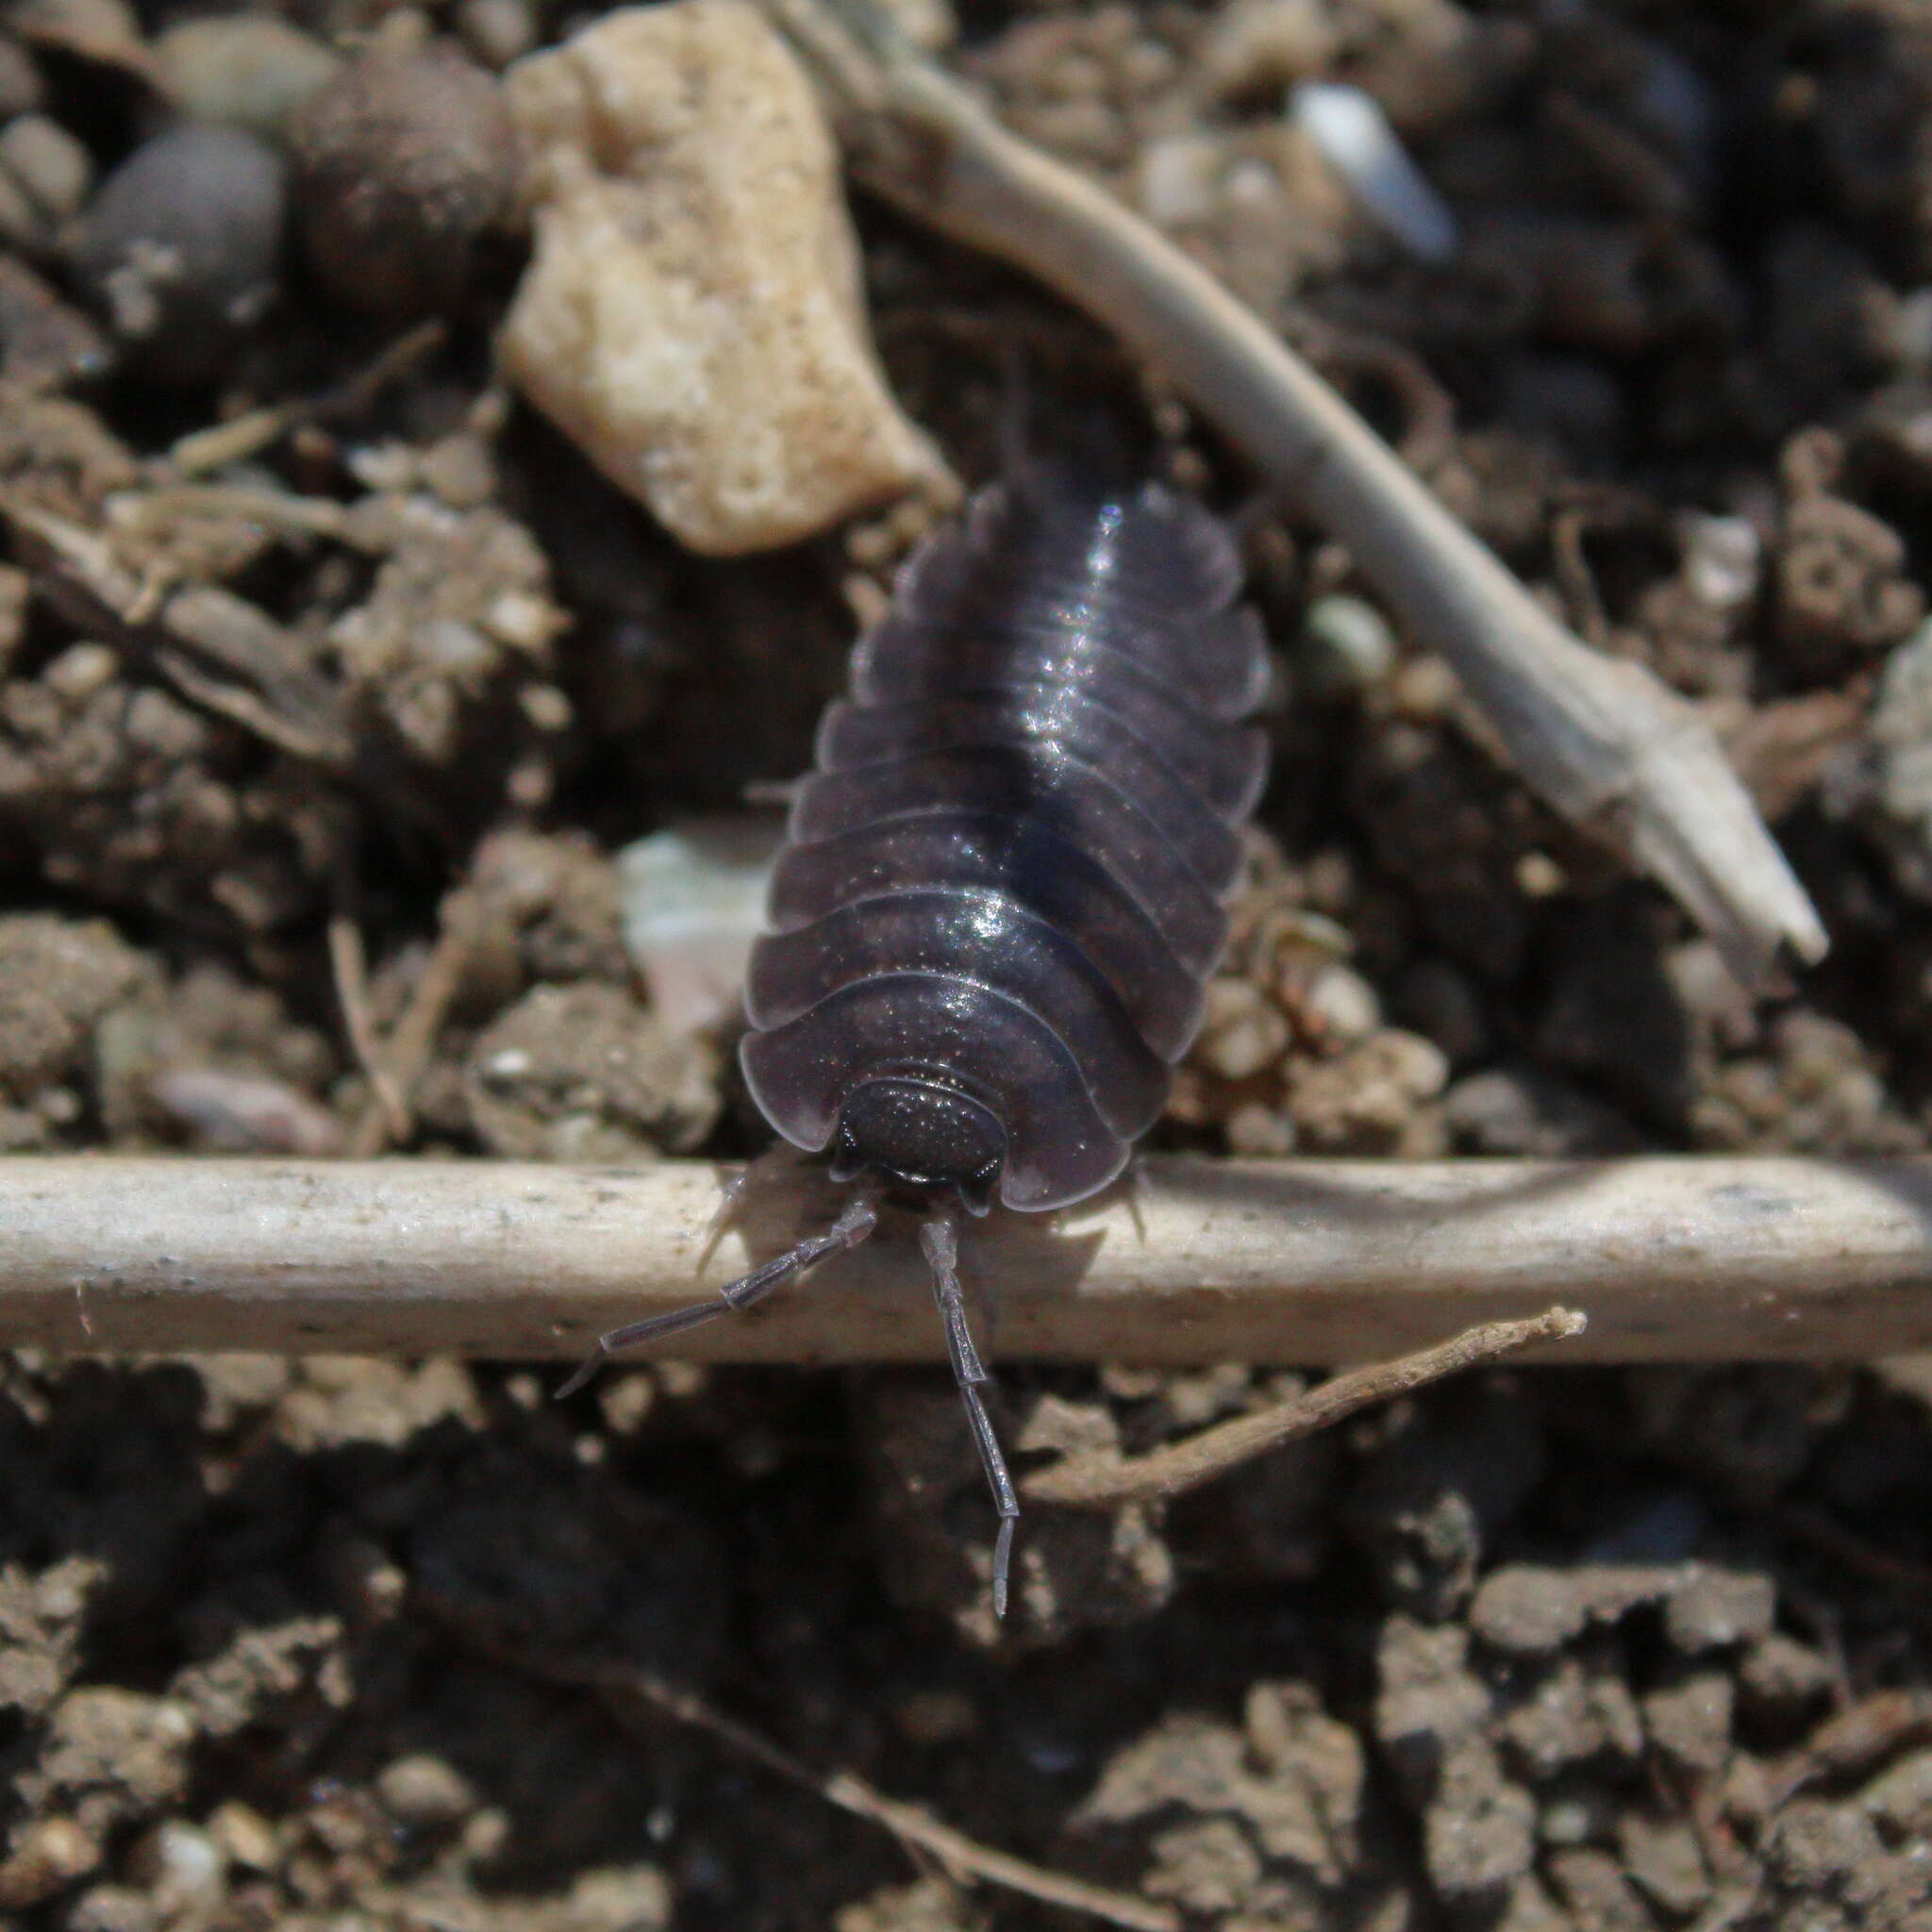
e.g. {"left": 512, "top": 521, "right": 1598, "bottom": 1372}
{"left": 290, "top": 38, "right": 517, "bottom": 320}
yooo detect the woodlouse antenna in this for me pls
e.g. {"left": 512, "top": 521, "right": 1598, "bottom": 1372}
{"left": 995, "top": 335, "right": 1033, "bottom": 487}
{"left": 555, "top": 1192, "right": 879, "bottom": 1401}
{"left": 920, "top": 1214, "right": 1020, "bottom": 1619}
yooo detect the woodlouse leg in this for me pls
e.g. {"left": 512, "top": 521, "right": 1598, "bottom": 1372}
{"left": 555, "top": 1193, "right": 878, "bottom": 1401}
{"left": 920, "top": 1215, "right": 1021, "bottom": 1620}
{"left": 698, "top": 1142, "right": 813, "bottom": 1274}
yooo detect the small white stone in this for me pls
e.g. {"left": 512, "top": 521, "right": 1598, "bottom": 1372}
{"left": 0, "top": 113, "right": 92, "bottom": 222}
{"left": 501, "top": 1, "right": 952, "bottom": 555}
{"left": 457, "top": 0, "right": 537, "bottom": 71}
{"left": 1291, "top": 81, "right": 1457, "bottom": 262}
{"left": 1303, "top": 592, "right": 1397, "bottom": 691}
{"left": 42, "top": 641, "right": 118, "bottom": 704}
{"left": 1681, "top": 513, "right": 1760, "bottom": 612}
{"left": 1136, "top": 132, "right": 1225, "bottom": 229}
{"left": 129, "top": 1821, "right": 225, "bottom": 1901}
{"left": 1301, "top": 961, "right": 1382, "bottom": 1044}
{"left": 617, "top": 816, "right": 784, "bottom": 1033}
{"left": 1195, "top": 977, "right": 1291, "bottom": 1081}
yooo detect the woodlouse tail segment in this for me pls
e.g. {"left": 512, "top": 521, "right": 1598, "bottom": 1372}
{"left": 553, "top": 1193, "right": 879, "bottom": 1401}
{"left": 920, "top": 1214, "right": 1020, "bottom": 1620}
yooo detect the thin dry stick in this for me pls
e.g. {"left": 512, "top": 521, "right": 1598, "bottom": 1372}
{"left": 427, "top": 1607, "right": 1179, "bottom": 1932}
{"left": 166, "top": 319, "right": 448, "bottom": 478}
{"left": 637, "top": 1677, "right": 1181, "bottom": 1932}
{"left": 325, "top": 883, "right": 410, "bottom": 1146}
{"left": 346, "top": 882, "right": 484, "bottom": 1158}
{"left": 125, "top": 484, "right": 357, "bottom": 544}
{"left": 0, "top": 495, "right": 355, "bottom": 770}
{"left": 1774, "top": 1506, "right": 1932, "bottom": 1634}
{"left": 758, "top": 0, "right": 1826, "bottom": 984}
{"left": 1764, "top": 1690, "right": 1932, "bottom": 1811}
{"left": 4, "top": 1155, "right": 1932, "bottom": 1362}
{"left": 1025, "top": 1307, "right": 1586, "bottom": 1507}
{"left": 149, "top": 645, "right": 348, "bottom": 767}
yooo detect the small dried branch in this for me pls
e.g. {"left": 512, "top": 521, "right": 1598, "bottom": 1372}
{"left": 326, "top": 902, "right": 410, "bottom": 1146}
{"left": 5, "top": 1156, "right": 1932, "bottom": 1362}
{"left": 608, "top": 1673, "right": 1180, "bottom": 1931}
{"left": 758, "top": 0, "right": 1826, "bottom": 982}
{"left": 425, "top": 1600, "right": 1179, "bottom": 1932}
{"left": 1764, "top": 1690, "right": 1932, "bottom": 1811}
{"left": 344, "top": 880, "right": 485, "bottom": 1158}
{"left": 0, "top": 494, "right": 355, "bottom": 770}
{"left": 165, "top": 319, "right": 447, "bottom": 478}
{"left": 1024, "top": 1307, "right": 1585, "bottom": 1507}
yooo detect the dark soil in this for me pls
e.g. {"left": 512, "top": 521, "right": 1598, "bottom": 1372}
{"left": 3, "top": 2, "right": 1932, "bottom": 1928}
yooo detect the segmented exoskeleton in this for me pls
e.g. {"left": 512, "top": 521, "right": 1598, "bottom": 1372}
{"left": 563, "top": 463, "right": 1271, "bottom": 1614}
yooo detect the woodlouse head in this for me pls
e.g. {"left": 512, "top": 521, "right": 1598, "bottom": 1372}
{"left": 828, "top": 1075, "right": 1005, "bottom": 1216}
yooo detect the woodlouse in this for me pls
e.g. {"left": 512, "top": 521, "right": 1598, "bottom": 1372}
{"left": 562, "top": 462, "right": 1271, "bottom": 1614}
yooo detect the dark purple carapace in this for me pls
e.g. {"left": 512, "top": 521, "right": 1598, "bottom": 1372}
{"left": 561, "top": 467, "right": 1271, "bottom": 1615}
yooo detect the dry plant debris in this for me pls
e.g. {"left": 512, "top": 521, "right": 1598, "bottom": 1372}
{"left": 756, "top": 0, "right": 1826, "bottom": 983}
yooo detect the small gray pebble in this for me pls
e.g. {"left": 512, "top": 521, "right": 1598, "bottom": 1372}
{"left": 1860, "top": 1748, "right": 1932, "bottom": 1840}
{"left": 0, "top": 112, "right": 92, "bottom": 223}
{"left": 0, "top": 251, "right": 111, "bottom": 388}
{"left": 69, "top": 124, "right": 285, "bottom": 386}
{"left": 457, "top": 0, "right": 537, "bottom": 71}
{"left": 0, "top": 159, "right": 38, "bottom": 250}
{"left": 0, "top": 37, "right": 45, "bottom": 121}
{"left": 1739, "top": 1631, "right": 1834, "bottom": 1720}
{"left": 155, "top": 18, "right": 341, "bottom": 143}
{"left": 375, "top": 1753, "right": 477, "bottom": 1829}
{"left": 1445, "top": 1066, "right": 1644, "bottom": 1158}
{"left": 1424, "top": 1741, "right": 1536, "bottom": 1909}
{"left": 1663, "top": 1567, "right": 1776, "bottom": 1654}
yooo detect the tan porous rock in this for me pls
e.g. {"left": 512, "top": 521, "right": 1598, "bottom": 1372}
{"left": 500, "top": 0, "right": 949, "bottom": 555}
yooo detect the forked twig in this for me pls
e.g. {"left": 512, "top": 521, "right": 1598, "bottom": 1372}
{"left": 327, "top": 896, "right": 410, "bottom": 1146}
{"left": 1024, "top": 1307, "right": 1586, "bottom": 1507}
{"left": 345, "top": 880, "right": 485, "bottom": 1158}
{"left": 756, "top": 0, "right": 1826, "bottom": 983}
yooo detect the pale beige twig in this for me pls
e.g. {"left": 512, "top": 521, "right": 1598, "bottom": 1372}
{"left": 326, "top": 891, "right": 410, "bottom": 1146}
{"left": 149, "top": 646, "right": 348, "bottom": 766}
{"left": 757, "top": 0, "right": 1826, "bottom": 983}
{"left": 4, "top": 1156, "right": 1932, "bottom": 1362}
{"left": 124, "top": 484, "right": 356, "bottom": 543}
{"left": 1024, "top": 1307, "right": 1586, "bottom": 1507}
